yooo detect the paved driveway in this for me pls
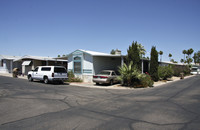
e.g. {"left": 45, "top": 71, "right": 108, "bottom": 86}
{"left": 0, "top": 75, "right": 200, "bottom": 130}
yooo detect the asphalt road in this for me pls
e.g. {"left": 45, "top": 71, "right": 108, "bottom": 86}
{"left": 0, "top": 75, "right": 200, "bottom": 130}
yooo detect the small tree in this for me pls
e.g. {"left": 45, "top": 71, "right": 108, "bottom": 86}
{"left": 150, "top": 46, "right": 159, "bottom": 81}
{"left": 170, "top": 59, "right": 175, "bottom": 63}
{"left": 137, "top": 43, "right": 146, "bottom": 58}
{"left": 127, "top": 41, "right": 141, "bottom": 70}
{"left": 168, "top": 53, "right": 172, "bottom": 61}
{"left": 110, "top": 49, "right": 115, "bottom": 55}
{"left": 193, "top": 51, "right": 200, "bottom": 65}
{"left": 58, "top": 55, "right": 61, "bottom": 57}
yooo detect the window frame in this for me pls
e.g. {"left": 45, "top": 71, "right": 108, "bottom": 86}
{"left": 73, "top": 56, "right": 82, "bottom": 74}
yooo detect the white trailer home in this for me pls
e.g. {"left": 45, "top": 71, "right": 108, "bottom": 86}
{"left": 67, "top": 49, "right": 125, "bottom": 83}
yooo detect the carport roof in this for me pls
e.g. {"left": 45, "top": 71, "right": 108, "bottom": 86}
{"left": 14, "top": 55, "right": 68, "bottom": 62}
{"left": 0, "top": 55, "right": 21, "bottom": 60}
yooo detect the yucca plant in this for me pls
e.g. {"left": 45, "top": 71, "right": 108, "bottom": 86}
{"left": 118, "top": 62, "right": 141, "bottom": 87}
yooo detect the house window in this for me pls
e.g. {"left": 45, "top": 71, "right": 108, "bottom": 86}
{"left": 73, "top": 56, "right": 82, "bottom": 74}
{"left": 74, "top": 62, "right": 81, "bottom": 73}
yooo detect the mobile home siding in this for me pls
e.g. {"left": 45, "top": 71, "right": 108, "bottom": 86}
{"left": 82, "top": 53, "right": 93, "bottom": 75}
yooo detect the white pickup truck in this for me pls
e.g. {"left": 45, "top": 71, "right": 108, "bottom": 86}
{"left": 191, "top": 67, "right": 200, "bottom": 75}
{"left": 28, "top": 66, "right": 68, "bottom": 84}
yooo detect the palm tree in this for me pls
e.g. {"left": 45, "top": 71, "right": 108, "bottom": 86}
{"left": 159, "top": 51, "right": 163, "bottom": 62}
{"left": 180, "top": 59, "right": 184, "bottom": 63}
{"left": 137, "top": 43, "right": 146, "bottom": 58}
{"left": 187, "top": 48, "right": 194, "bottom": 58}
{"left": 182, "top": 50, "right": 187, "bottom": 61}
{"left": 193, "top": 53, "right": 198, "bottom": 64}
{"left": 168, "top": 53, "right": 172, "bottom": 61}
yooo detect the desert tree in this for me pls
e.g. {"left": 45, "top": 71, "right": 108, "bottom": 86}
{"left": 150, "top": 46, "right": 159, "bottom": 81}
{"left": 127, "top": 41, "right": 141, "bottom": 70}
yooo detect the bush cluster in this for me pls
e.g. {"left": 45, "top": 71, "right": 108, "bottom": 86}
{"left": 67, "top": 71, "right": 82, "bottom": 82}
{"left": 172, "top": 65, "right": 191, "bottom": 77}
{"left": 138, "top": 73, "right": 154, "bottom": 88}
{"left": 158, "top": 66, "right": 174, "bottom": 80}
{"left": 118, "top": 62, "right": 154, "bottom": 88}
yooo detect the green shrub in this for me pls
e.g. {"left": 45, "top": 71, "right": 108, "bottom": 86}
{"left": 138, "top": 73, "right": 154, "bottom": 88}
{"left": 183, "top": 66, "right": 191, "bottom": 76}
{"left": 67, "top": 71, "right": 82, "bottom": 82}
{"left": 118, "top": 62, "right": 141, "bottom": 87}
{"left": 158, "top": 66, "right": 174, "bottom": 80}
{"left": 118, "top": 62, "right": 154, "bottom": 88}
{"left": 173, "top": 66, "right": 182, "bottom": 77}
{"left": 172, "top": 65, "right": 191, "bottom": 77}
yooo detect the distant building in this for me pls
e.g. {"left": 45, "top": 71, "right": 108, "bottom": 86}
{"left": 0, "top": 55, "right": 21, "bottom": 73}
{"left": 14, "top": 55, "right": 68, "bottom": 75}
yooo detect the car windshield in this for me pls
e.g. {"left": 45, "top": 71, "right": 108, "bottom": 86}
{"left": 99, "top": 71, "right": 111, "bottom": 75}
{"left": 54, "top": 67, "right": 67, "bottom": 73}
{"left": 191, "top": 68, "right": 197, "bottom": 72}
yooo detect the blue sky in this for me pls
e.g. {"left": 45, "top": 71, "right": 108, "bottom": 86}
{"left": 0, "top": 0, "right": 199, "bottom": 62}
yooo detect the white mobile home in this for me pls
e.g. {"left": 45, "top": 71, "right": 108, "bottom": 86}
{"left": 68, "top": 49, "right": 125, "bottom": 83}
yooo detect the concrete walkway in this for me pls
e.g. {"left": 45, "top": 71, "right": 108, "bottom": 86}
{"left": 0, "top": 73, "right": 27, "bottom": 80}
{"left": 0, "top": 72, "right": 195, "bottom": 89}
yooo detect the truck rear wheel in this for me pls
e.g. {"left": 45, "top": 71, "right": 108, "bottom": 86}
{"left": 44, "top": 77, "right": 49, "bottom": 84}
{"left": 59, "top": 80, "right": 64, "bottom": 84}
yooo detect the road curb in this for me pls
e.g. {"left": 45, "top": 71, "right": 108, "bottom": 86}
{"left": 0, "top": 73, "right": 197, "bottom": 90}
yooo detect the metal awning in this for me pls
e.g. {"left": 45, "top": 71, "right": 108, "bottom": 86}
{"left": 22, "top": 61, "right": 31, "bottom": 66}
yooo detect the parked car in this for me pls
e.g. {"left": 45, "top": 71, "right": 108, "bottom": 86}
{"left": 28, "top": 66, "right": 68, "bottom": 84}
{"left": 93, "top": 70, "right": 119, "bottom": 85}
{"left": 190, "top": 67, "right": 200, "bottom": 75}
